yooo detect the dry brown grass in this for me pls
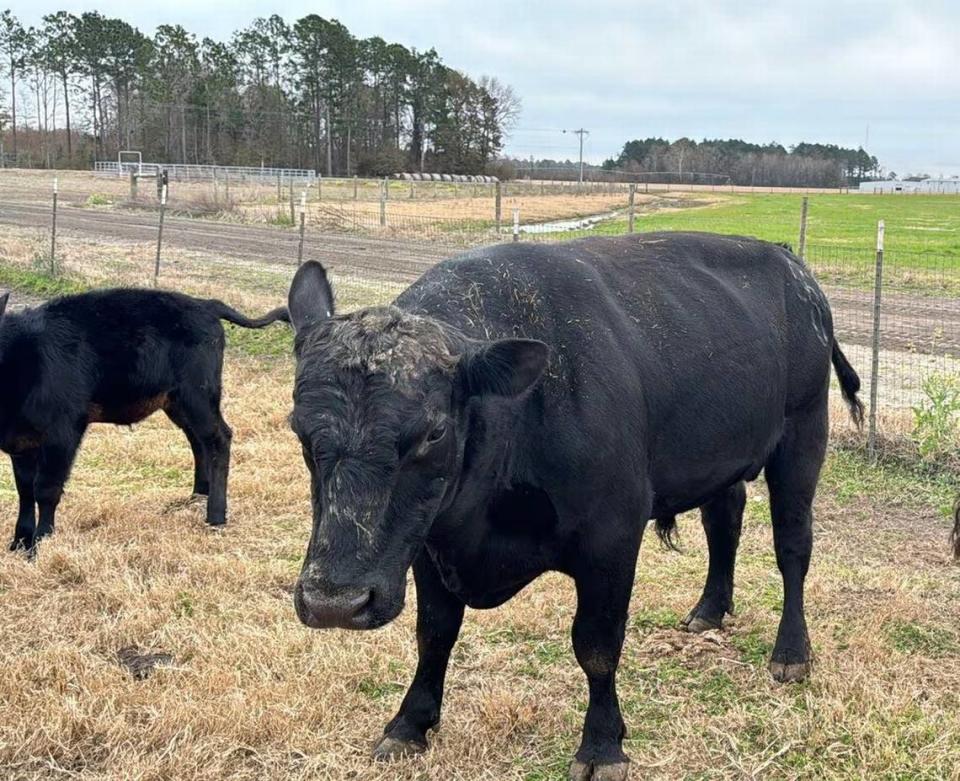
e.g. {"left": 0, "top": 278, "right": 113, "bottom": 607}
{"left": 0, "top": 357, "right": 958, "bottom": 780}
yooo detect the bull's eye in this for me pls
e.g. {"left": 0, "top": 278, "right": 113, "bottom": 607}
{"left": 426, "top": 424, "right": 446, "bottom": 445}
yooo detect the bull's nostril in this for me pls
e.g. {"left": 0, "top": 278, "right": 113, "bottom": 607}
{"left": 346, "top": 589, "right": 372, "bottom": 615}
{"left": 296, "top": 582, "right": 374, "bottom": 628}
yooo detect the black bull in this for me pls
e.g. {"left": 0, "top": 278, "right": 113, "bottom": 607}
{"left": 285, "top": 233, "right": 863, "bottom": 780}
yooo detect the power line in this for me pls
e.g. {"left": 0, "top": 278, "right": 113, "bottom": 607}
{"left": 562, "top": 128, "right": 589, "bottom": 183}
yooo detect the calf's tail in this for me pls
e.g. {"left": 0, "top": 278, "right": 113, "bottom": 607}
{"left": 208, "top": 300, "right": 290, "bottom": 329}
{"left": 831, "top": 341, "right": 865, "bottom": 428}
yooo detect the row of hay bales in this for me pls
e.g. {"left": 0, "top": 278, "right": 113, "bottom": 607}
{"left": 393, "top": 172, "right": 500, "bottom": 183}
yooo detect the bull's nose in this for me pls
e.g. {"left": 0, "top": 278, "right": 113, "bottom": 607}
{"left": 295, "top": 581, "right": 372, "bottom": 629}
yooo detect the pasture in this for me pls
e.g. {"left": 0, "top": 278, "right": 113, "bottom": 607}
{"left": 0, "top": 349, "right": 958, "bottom": 780}
{"left": 1, "top": 171, "right": 959, "bottom": 780}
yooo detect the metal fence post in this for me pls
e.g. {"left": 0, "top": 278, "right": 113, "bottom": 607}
{"left": 289, "top": 180, "right": 296, "bottom": 224}
{"left": 130, "top": 169, "right": 138, "bottom": 201}
{"left": 50, "top": 177, "right": 58, "bottom": 275}
{"left": 383, "top": 177, "right": 390, "bottom": 201}
{"left": 495, "top": 181, "right": 502, "bottom": 234}
{"left": 353, "top": 175, "right": 358, "bottom": 200}
{"left": 297, "top": 190, "right": 307, "bottom": 265}
{"left": 798, "top": 196, "right": 809, "bottom": 259}
{"left": 513, "top": 208, "right": 520, "bottom": 242}
{"left": 867, "top": 219, "right": 885, "bottom": 459}
{"left": 318, "top": 174, "right": 322, "bottom": 201}
{"left": 154, "top": 184, "right": 167, "bottom": 286}
{"left": 628, "top": 183, "right": 636, "bottom": 234}
{"left": 379, "top": 180, "right": 387, "bottom": 227}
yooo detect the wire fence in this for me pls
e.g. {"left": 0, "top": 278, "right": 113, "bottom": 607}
{"left": 1, "top": 171, "right": 957, "bottom": 465}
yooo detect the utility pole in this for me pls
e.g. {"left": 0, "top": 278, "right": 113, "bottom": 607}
{"left": 564, "top": 128, "right": 590, "bottom": 184}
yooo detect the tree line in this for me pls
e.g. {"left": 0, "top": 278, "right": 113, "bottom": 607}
{"left": 601, "top": 137, "right": 881, "bottom": 188}
{"left": 0, "top": 10, "right": 520, "bottom": 175}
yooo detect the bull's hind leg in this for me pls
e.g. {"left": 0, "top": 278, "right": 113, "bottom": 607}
{"left": 680, "top": 481, "right": 746, "bottom": 633}
{"left": 765, "top": 401, "right": 828, "bottom": 683}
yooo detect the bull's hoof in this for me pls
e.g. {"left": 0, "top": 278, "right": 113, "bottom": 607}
{"left": 372, "top": 734, "right": 426, "bottom": 761}
{"left": 569, "top": 759, "right": 630, "bottom": 781}
{"left": 769, "top": 660, "right": 811, "bottom": 683}
{"left": 205, "top": 517, "right": 227, "bottom": 528}
{"left": 680, "top": 612, "right": 723, "bottom": 633}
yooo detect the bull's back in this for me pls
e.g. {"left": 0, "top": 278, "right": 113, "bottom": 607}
{"left": 400, "top": 233, "right": 833, "bottom": 512}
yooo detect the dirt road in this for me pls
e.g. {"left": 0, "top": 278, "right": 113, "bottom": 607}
{"left": 1, "top": 198, "right": 957, "bottom": 357}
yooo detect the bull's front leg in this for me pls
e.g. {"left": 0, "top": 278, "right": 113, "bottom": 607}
{"left": 568, "top": 521, "right": 642, "bottom": 781}
{"left": 373, "top": 548, "right": 465, "bottom": 760}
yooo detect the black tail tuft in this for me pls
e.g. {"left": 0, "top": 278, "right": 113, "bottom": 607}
{"left": 654, "top": 515, "right": 681, "bottom": 551}
{"left": 831, "top": 342, "right": 865, "bottom": 429}
{"left": 952, "top": 499, "right": 960, "bottom": 560}
{"left": 208, "top": 300, "right": 290, "bottom": 329}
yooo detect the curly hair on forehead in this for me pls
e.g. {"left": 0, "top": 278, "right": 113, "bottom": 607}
{"left": 296, "top": 306, "right": 460, "bottom": 386}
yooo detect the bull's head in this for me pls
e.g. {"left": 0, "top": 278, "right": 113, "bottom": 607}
{"left": 287, "top": 263, "right": 548, "bottom": 630}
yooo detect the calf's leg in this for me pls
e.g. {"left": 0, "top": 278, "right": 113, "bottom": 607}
{"left": 765, "top": 402, "right": 828, "bottom": 683}
{"left": 681, "top": 481, "right": 746, "bottom": 632}
{"left": 32, "top": 427, "right": 85, "bottom": 548}
{"left": 165, "top": 406, "right": 209, "bottom": 496}
{"left": 9, "top": 451, "right": 39, "bottom": 551}
{"left": 170, "top": 390, "right": 232, "bottom": 526}
{"left": 374, "top": 550, "right": 464, "bottom": 760}
{"left": 568, "top": 518, "right": 643, "bottom": 781}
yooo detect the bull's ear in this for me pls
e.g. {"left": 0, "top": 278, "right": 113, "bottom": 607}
{"left": 0, "top": 291, "right": 8, "bottom": 319}
{"left": 288, "top": 261, "right": 335, "bottom": 334}
{"left": 459, "top": 339, "right": 549, "bottom": 398}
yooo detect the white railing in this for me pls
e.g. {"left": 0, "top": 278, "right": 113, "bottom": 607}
{"left": 94, "top": 161, "right": 317, "bottom": 182}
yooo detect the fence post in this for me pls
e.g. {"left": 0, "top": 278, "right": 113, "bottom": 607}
{"left": 513, "top": 208, "right": 520, "bottom": 242}
{"left": 276, "top": 172, "right": 281, "bottom": 202}
{"left": 495, "top": 181, "right": 502, "bottom": 234}
{"left": 297, "top": 190, "right": 307, "bottom": 265}
{"left": 289, "top": 180, "right": 295, "bottom": 224}
{"left": 353, "top": 175, "right": 358, "bottom": 200}
{"left": 628, "top": 184, "right": 636, "bottom": 234}
{"left": 318, "top": 174, "right": 322, "bottom": 201}
{"left": 154, "top": 183, "right": 167, "bottom": 286}
{"left": 130, "top": 169, "right": 138, "bottom": 201}
{"left": 867, "top": 219, "right": 885, "bottom": 460}
{"left": 410, "top": 181, "right": 415, "bottom": 199}
{"left": 798, "top": 196, "right": 809, "bottom": 259}
{"left": 383, "top": 177, "right": 390, "bottom": 201}
{"left": 379, "top": 179, "right": 387, "bottom": 227}
{"left": 50, "top": 177, "right": 58, "bottom": 275}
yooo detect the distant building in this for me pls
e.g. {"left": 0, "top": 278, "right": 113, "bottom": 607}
{"left": 859, "top": 178, "right": 960, "bottom": 194}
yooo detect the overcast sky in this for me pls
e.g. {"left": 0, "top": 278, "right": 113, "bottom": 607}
{"left": 7, "top": 0, "right": 959, "bottom": 176}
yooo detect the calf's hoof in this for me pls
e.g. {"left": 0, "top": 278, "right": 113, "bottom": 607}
{"left": 372, "top": 734, "right": 426, "bottom": 761}
{"left": 569, "top": 759, "right": 630, "bottom": 781}
{"left": 769, "top": 659, "right": 811, "bottom": 683}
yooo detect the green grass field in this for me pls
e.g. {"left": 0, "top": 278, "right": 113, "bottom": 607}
{"left": 592, "top": 193, "right": 960, "bottom": 259}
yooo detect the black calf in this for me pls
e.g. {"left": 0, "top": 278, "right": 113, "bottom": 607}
{"left": 0, "top": 288, "right": 287, "bottom": 551}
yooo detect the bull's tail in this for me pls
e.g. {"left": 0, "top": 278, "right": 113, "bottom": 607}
{"left": 832, "top": 341, "right": 865, "bottom": 428}
{"left": 951, "top": 499, "right": 960, "bottom": 560}
{"left": 208, "top": 300, "right": 290, "bottom": 329}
